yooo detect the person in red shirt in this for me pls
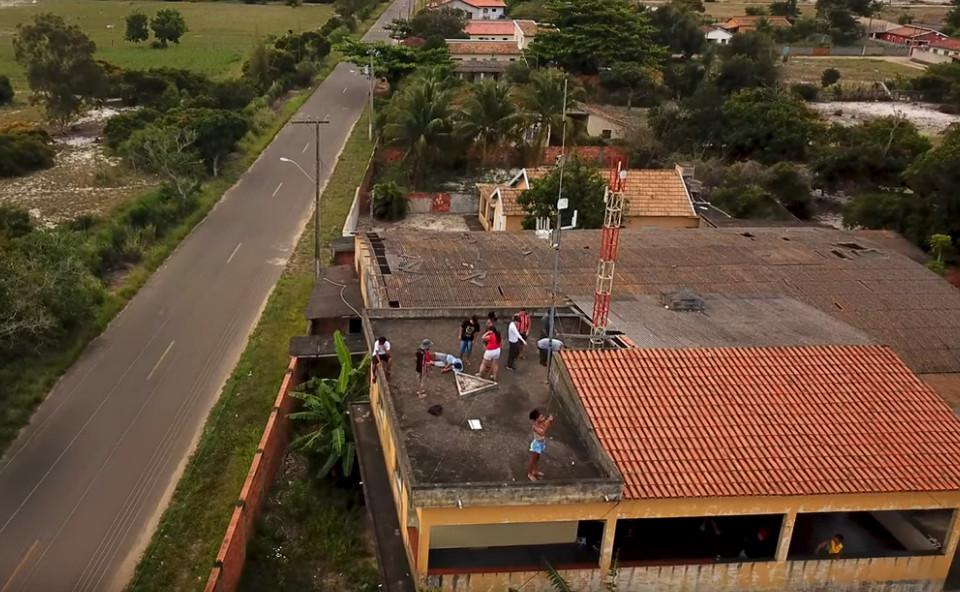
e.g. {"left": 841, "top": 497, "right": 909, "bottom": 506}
{"left": 477, "top": 327, "right": 501, "bottom": 380}
{"left": 516, "top": 308, "right": 531, "bottom": 359}
{"left": 415, "top": 339, "right": 432, "bottom": 398}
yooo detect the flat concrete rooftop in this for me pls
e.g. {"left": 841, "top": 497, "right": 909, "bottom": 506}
{"left": 370, "top": 315, "right": 614, "bottom": 487}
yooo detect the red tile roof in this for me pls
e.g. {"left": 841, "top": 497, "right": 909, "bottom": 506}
{"left": 459, "top": 0, "right": 506, "bottom": 7}
{"left": 562, "top": 345, "right": 960, "bottom": 500}
{"left": 931, "top": 37, "right": 960, "bottom": 51}
{"left": 464, "top": 19, "right": 516, "bottom": 36}
{"left": 886, "top": 25, "right": 943, "bottom": 38}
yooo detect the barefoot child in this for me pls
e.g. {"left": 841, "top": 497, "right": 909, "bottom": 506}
{"left": 528, "top": 408, "right": 554, "bottom": 481}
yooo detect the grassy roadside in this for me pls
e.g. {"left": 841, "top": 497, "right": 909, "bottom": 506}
{"left": 126, "top": 106, "right": 375, "bottom": 591}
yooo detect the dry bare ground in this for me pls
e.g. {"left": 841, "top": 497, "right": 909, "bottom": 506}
{"left": 809, "top": 101, "right": 960, "bottom": 135}
{"left": 0, "top": 108, "right": 156, "bottom": 227}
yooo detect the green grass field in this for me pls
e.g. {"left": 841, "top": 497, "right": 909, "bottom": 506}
{"left": 0, "top": 0, "right": 334, "bottom": 93}
{"left": 782, "top": 57, "right": 925, "bottom": 86}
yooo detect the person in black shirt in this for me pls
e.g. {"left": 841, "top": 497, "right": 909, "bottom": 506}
{"left": 458, "top": 315, "right": 480, "bottom": 359}
{"left": 415, "top": 339, "right": 432, "bottom": 398}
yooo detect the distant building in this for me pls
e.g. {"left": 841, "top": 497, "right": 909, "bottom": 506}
{"left": 704, "top": 25, "right": 734, "bottom": 45}
{"left": 433, "top": 0, "right": 505, "bottom": 20}
{"left": 446, "top": 39, "right": 522, "bottom": 80}
{"left": 462, "top": 19, "right": 539, "bottom": 48}
{"left": 856, "top": 16, "right": 901, "bottom": 36}
{"left": 912, "top": 37, "right": 960, "bottom": 64}
{"left": 477, "top": 165, "right": 699, "bottom": 232}
{"left": 575, "top": 103, "right": 643, "bottom": 140}
{"left": 720, "top": 15, "right": 792, "bottom": 33}
{"left": 876, "top": 25, "right": 946, "bottom": 46}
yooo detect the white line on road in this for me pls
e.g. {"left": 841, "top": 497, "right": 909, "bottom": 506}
{"left": 0, "top": 539, "right": 39, "bottom": 592}
{"left": 226, "top": 242, "right": 242, "bottom": 264}
{"left": 301, "top": 142, "right": 310, "bottom": 153}
{"left": 146, "top": 341, "right": 175, "bottom": 382}
{"left": 271, "top": 182, "right": 283, "bottom": 198}
{"left": 342, "top": 87, "right": 348, "bottom": 94}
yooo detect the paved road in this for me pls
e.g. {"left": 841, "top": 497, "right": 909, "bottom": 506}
{"left": 0, "top": 3, "right": 408, "bottom": 590}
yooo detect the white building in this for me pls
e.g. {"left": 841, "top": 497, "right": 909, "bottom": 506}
{"left": 434, "top": 0, "right": 505, "bottom": 20}
{"left": 704, "top": 26, "right": 733, "bottom": 45}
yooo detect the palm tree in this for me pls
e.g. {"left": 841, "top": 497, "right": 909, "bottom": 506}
{"left": 457, "top": 80, "right": 522, "bottom": 166}
{"left": 289, "top": 331, "right": 370, "bottom": 478}
{"left": 517, "top": 68, "right": 583, "bottom": 151}
{"left": 382, "top": 72, "right": 456, "bottom": 187}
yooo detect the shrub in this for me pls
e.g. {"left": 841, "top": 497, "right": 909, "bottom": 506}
{"left": 103, "top": 108, "right": 162, "bottom": 151}
{"left": 372, "top": 182, "right": 408, "bottom": 221}
{"left": 821, "top": 67, "right": 841, "bottom": 87}
{"left": 789, "top": 82, "right": 818, "bottom": 101}
{"left": 763, "top": 162, "right": 813, "bottom": 219}
{"left": 0, "top": 128, "right": 55, "bottom": 178}
{"left": 0, "top": 205, "right": 33, "bottom": 240}
{"left": 0, "top": 75, "right": 13, "bottom": 106}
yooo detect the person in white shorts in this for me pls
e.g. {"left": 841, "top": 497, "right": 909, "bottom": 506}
{"left": 477, "top": 327, "right": 502, "bottom": 380}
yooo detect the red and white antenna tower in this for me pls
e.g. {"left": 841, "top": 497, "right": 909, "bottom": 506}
{"left": 590, "top": 160, "right": 626, "bottom": 349}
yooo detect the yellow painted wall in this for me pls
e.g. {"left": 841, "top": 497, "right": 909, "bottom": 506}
{"left": 430, "top": 521, "right": 579, "bottom": 549}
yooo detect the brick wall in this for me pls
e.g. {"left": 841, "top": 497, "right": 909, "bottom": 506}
{"left": 204, "top": 357, "right": 304, "bottom": 592}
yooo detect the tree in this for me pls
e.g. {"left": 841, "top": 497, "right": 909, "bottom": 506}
{"left": 151, "top": 9, "right": 188, "bottom": 48}
{"left": 339, "top": 40, "right": 452, "bottom": 88}
{"left": 905, "top": 124, "right": 960, "bottom": 241}
{"left": 926, "top": 233, "right": 953, "bottom": 274}
{"left": 372, "top": 182, "right": 408, "bottom": 220}
{"left": 382, "top": 73, "right": 456, "bottom": 186}
{"left": 716, "top": 31, "right": 780, "bottom": 94}
{"left": 947, "top": 0, "right": 960, "bottom": 35}
{"left": 289, "top": 331, "right": 370, "bottom": 479}
{"left": 0, "top": 75, "right": 13, "bottom": 106}
{"left": 721, "top": 88, "right": 820, "bottom": 163}
{"left": 529, "top": 0, "right": 666, "bottom": 75}
{"left": 842, "top": 192, "right": 934, "bottom": 246}
{"left": 160, "top": 108, "right": 249, "bottom": 176}
{"left": 649, "top": 2, "right": 706, "bottom": 57}
{"left": 821, "top": 67, "right": 841, "bottom": 87}
{"left": 517, "top": 68, "right": 582, "bottom": 150}
{"left": 814, "top": 117, "right": 930, "bottom": 189}
{"left": 516, "top": 158, "right": 607, "bottom": 229}
{"left": 125, "top": 12, "right": 149, "bottom": 44}
{"left": 409, "top": 7, "right": 468, "bottom": 39}
{"left": 457, "top": 81, "right": 522, "bottom": 165}
{"left": 13, "top": 13, "right": 106, "bottom": 127}
{"left": 763, "top": 162, "right": 813, "bottom": 218}
{"left": 649, "top": 82, "right": 725, "bottom": 156}
{"left": 600, "top": 61, "right": 658, "bottom": 110}
{"left": 121, "top": 124, "right": 203, "bottom": 200}
{"left": 770, "top": 0, "right": 799, "bottom": 17}
{"left": 746, "top": 4, "right": 769, "bottom": 15}
{"left": 0, "top": 127, "right": 56, "bottom": 177}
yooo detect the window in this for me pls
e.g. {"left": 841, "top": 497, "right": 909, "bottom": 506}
{"left": 613, "top": 515, "right": 783, "bottom": 566}
{"left": 428, "top": 520, "right": 604, "bottom": 573}
{"left": 788, "top": 510, "right": 952, "bottom": 560}
{"left": 601, "top": 129, "right": 612, "bottom": 139}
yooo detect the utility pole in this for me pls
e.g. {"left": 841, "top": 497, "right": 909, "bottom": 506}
{"left": 291, "top": 118, "right": 330, "bottom": 278}
{"left": 545, "top": 78, "right": 569, "bottom": 390}
{"left": 368, "top": 51, "right": 375, "bottom": 140}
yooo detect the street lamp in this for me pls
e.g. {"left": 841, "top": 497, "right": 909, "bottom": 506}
{"left": 282, "top": 118, "right": 329, "bottom": 278}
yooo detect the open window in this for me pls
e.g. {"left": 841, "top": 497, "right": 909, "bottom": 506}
{"left": 613, "top": 514, "right": 783, "bottom": 566}
{"left": 428, "top": 520, "right": 604, "bottom": 573}
{"left": 788, "top": 510, "right": 952, "bottom": 560}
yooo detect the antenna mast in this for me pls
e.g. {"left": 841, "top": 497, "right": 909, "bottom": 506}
{"left": 589, "top": 160, "right": 625, "bottom": 349}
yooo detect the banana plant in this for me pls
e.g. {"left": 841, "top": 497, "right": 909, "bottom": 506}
{"left": 289, "top": 330, "right": 370, "bottom": 479}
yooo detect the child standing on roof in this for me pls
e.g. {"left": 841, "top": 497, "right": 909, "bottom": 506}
{"left": 516, "top": 308, "right": 531, "bottom": 359}
{"left": 458, "top": 315, "right": 480, "bottom": 360}
{"left": 528, "top": 408, "right": 554, "bottom": 481}
{"left": 415, "top": 339, "right": 432, "bottom": 398}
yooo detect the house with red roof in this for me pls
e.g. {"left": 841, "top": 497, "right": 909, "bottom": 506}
{"left": 352, "top": 227, "right": 960, "bottom": 592}
{"left": 913, "top": 37, "right": 960, "bottom": 64}
{"left": 463, "top": 19, "right": 540, "bottom": 48}
{"left": 876, "top": 24, "right": 947, "bottom": 46}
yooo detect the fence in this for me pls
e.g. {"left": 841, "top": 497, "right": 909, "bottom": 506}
{"left": 342, "top": 142, "right": 378, "bottom": 237}
{"left": 779, "top": 45, "right": 911, "bottom": 57}
{"left": 204, "top": 357, "right": 305, "bottom": 592}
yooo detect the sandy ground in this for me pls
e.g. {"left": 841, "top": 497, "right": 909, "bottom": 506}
{"left": 363, "top": 213, "right": 473, "bottom": 233}
{"left": 810, "top": 101, "right": 960, "bottom": 135}
{"left": 0, "top": 108, "right": 155, "bottom": 227}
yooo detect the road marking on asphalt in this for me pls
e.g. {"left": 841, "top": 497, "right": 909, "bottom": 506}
{"left": 271, "top": 182, "right": 283, "bottom": 198}
{"left": 1, "top": 539, "right": 39, "bottom": 592}
{"left": 342, "top": 86, "right": 348, "bottom": 94}
{"left": 226, "top": 242, "right": 242, "bottom": 264}
{"left": 301, "top": 142, "right": 310, "bottom": 153}
{"left": 146, "top": 341, "right": 175, "bottom": 382}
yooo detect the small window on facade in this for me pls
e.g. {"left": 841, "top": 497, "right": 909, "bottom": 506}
{"left": 601, "top": 129, "right": 612, "bottom": 139}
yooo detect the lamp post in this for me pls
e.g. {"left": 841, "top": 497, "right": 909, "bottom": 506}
{"left": 280, "top": 116, "right": 329, "bottom": 278}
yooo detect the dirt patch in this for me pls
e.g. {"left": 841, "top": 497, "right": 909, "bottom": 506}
{"left": 0, "top": 108, "right": 156, "bottom": 226}
{"left": 810, "top": 101, "right": 960, "bottom": 135}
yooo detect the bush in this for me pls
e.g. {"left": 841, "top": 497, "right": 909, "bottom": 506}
{"left": 372, "top": 182, "right": 408, "bottom": 221}
{"left": 821, "top": 67, "right": 841, "bottom": 87}
{"left": 842, "top": 192, "right": 935, "bottom": 246}
{"left": 0, "top": 128, "right": 55, "bottom": 178}
{"left": 763, "top": 162, "right": 813, "bottom": 219}
{"left": 0, "top": 205, "right": 33, "bottom": 240}
{"left": 789, "top": 82, "right": 819, "bottom": 101}
{"left": 103, "top": 108, "right": 162, "bottom": 151}
{"left": 0, "top": 75, "right": 13, "bottom": 106}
